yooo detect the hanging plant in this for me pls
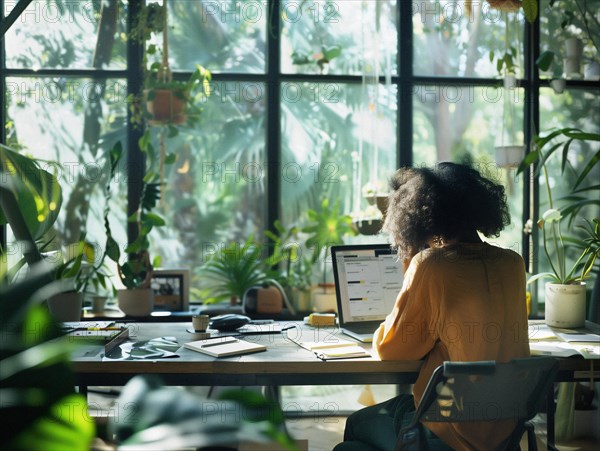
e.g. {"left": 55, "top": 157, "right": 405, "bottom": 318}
{"left": 465, "top": 0, "right": 538, "bottom": 23}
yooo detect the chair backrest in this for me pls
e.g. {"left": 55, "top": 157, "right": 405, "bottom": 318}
{"left": 415, "top": 357, "right": 558, "bottom": 424}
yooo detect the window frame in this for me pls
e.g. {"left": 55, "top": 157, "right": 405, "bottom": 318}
{"left": 1, "top": 0, "right": 598, "bottom": 316}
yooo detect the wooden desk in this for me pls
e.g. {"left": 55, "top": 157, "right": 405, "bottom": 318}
{"left": 72, "top": 322, "right": 423, "bottom": 390}
{"left": 72, "top": 321, "right": 598, "bottom": 450}
{"left": 72, "top": 321, "right": 597, "bottom": 390}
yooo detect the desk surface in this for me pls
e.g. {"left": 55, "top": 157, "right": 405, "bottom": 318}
{"left": 72, "top": 321, "right": 597, "bottom": 388}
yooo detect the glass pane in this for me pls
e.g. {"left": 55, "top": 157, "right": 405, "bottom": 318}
{"left": 4, "top": 0, "right": 127, "bottom": 70}
{"left": 281, "top": 82, "right": 397, "bottom": 224}
{"left": 536, "top": 87, "right": 600, "bottom": 303}
{"left": 166, "top": 0, "right": 266, "bottom": 73}
{"left": 148, "top": 81, "right": 266, "bottom": 294}
{"left": 413, "top": 84, "right": 525, "bottom": 250}
{"left": 5, "top": 77, "right": 128, "bottom": 299}
{"left": 281, "top": 0, "right": 397, "bottom": 76}
{"left": 413, "top": 0, "right": 522, "bottom": 78}
{"left": 539, "top": 0, "right": 600, "bottom": 80}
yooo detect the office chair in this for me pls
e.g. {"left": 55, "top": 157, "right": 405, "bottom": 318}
{"left": 395, "top": 357, "right": 559, "bottom": 451}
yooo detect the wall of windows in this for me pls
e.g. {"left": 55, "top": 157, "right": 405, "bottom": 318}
{"left": 2, "top": 0, "right": 598, "bottom": 313}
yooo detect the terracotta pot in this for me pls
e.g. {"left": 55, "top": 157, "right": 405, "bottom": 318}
{"left": 47, "top": 291, "right": 83, "bottom": 322}
{"left": 545, "top": 282, "right": 587, "bottom": 328}
{"left": 118, "top": 288, "right": 154, "bottom": 317}
{"left": 145, "top": 89, "right": 188, "bottom": 125}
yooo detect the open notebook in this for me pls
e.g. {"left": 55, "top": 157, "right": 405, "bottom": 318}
{"left": 183, "top": 336, "right": 266, "bottom": 358}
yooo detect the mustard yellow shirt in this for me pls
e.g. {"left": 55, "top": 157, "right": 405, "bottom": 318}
{"left": 373, "top": 242, "right": 530, "bottom": 450}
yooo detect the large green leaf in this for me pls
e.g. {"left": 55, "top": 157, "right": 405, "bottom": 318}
{"left": 0, "top": 144, "right": 62, "bottom": 241}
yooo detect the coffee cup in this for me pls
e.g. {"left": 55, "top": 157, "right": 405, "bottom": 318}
{"left": 192, "top": 314, "right": 210, "bottom": 332}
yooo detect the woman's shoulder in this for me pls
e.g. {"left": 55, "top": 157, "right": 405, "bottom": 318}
{"left": 413, "top": 242, "right": 524, "bottom": 267}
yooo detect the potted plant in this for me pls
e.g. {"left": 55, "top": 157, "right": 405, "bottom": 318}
{"left": 264, "top": 220, "right": 313, "bottom": 312}
{"left": 144, "top": 64, "right": 211, "bottom": 127}
{"left": 198, "top": 237, "right": 268, "bottom": 306}
{"left": 517, "top": 127, "right": 600, "bottom": 327}
{"left": 302, "top": 198, "right": 357, "bottom": 311}
{"left": 132, "top": 1, "right": 211, "bottom": 128}
{"left": 103, "top": 142, "right": 165, "bottom": 317}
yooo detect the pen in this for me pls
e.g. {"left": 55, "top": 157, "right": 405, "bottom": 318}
{"left": 88, "top": 327, "right": 124, "bottom": 331}
{"left": 200, "top": 338, "right": 237, "bottom": 348}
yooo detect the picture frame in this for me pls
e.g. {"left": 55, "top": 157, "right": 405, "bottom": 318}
{"left": 150, "top": 269, "right": 190, "bottom": 312}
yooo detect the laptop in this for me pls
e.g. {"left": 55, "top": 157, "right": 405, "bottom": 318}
{"left": 331, "top": 244, "right": 404, "bottom": 343}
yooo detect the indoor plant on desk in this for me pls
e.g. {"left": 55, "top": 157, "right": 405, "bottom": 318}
{"left": 303, "top": 198, "right": 357, "bottom": 312}
{"left": 198, "top": 236, "right": 268, "bottom": 306}
{"left": 518, "top": 127, "right": 600, "bottom": 327}
{"left": 103, "top": 143, "right": 165, "bottom": 317}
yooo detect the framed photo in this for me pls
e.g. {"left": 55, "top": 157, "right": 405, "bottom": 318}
{"left": 151, "top": 269, "right": 190, "bottom": 311}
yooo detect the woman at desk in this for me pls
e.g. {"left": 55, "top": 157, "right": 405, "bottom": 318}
{"left": 335, "top": 163, "right": 530, "bottom": 451}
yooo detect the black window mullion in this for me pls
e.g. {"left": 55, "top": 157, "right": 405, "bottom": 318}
{"left": 267, "top": 0, "right": 281, "bottom": 236}
{"left": 126, "top": 0, "right": 145, "bottom": 248}
{"left": 524, "top": 13, "right": 541, "bottom": 316}
{"left": 398, "top": 0, "right": 413, "bottom": 168}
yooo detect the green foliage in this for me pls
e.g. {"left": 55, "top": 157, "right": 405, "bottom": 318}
{"left": 103, "top": 142, "right": 166, "bottom": 290}
{"left": 518, "top": 127, "right": 600, "bottom": 284}
{"left": 535, "top": 50, "right": 556, "bottom": 72}
{"left": 303, "top": 199, "right": 357, "bottom": 264}
{"left": 0, "top": 144, "right": 62, "bottom": 242}
{"left": 264, "top": 220, "right": 312, "bottom": 291}
{"left": 517, "top": 127, "right": 600, "bottom": 223}
{"left": 303, "top": 199, "right": 357, "bottom": 286}
{"left": 198, "top": 237, "right": 268, "bottom": 303}
{"left": 109, "top": 376, "right": 296, "bottom": 449}
{"left": 1, "top": 268, "right": 95, "bottom": 450}
{"left": 492, "top": 46, "right": 518, "bottom": 75}
{"left": 522, "top": 0, "right": 538, "bottom": 24}
{"left": 291, "top": 45, "right": 343, "bottom": 73}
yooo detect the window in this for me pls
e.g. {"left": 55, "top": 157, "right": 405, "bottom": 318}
{"left": 2, "top": 0, "right": 599, "bottom": 312}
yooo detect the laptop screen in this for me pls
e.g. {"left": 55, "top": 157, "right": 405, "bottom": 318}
{"left": 331, "top": 244, "right": 404, "bottom": 325}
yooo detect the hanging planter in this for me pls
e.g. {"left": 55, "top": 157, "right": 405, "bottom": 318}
{"left": 353, "top": 218, "right": 383, "bottom": 236}
{"left": 494, "top": 145, "right": 525, "bottom": 168}
{"left": 550, "top": 78, "right": 566, "bottom": 94}
{"left": 145, "top": 87, "right": 188, "bottom": 125}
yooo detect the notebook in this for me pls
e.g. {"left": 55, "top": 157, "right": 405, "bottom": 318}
{"left": 183, "top": 336, "right": 266, "bottom": 357}
{"left": 331, "top": 244, "right": 404, "bottom": 342}
{"left": 290, "top": 336, "right": 372, "bottom": 360}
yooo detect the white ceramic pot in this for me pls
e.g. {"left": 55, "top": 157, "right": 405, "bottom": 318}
{"left": 565, "top": 37, "right": 583, "bottom": 60}
{"left": 494, "top": 145, "right": 525, "bottom": 168}
{"left": 545, "top": 283, "right": 587, "bottom": 328}
{"left": 503, "top": 74, "right": 518, "bottom": 89}
{"left": 550, "top": 78, "right": 566, "bottom": 94}
{"left": 118, "top": 288, "right": 154, "bottom": 317}
{"left": 584, "top": 61, "right": 600, "bottom": 81}
{"left": 47, "top": 291, "right": 83, "bottom": 322}
{"left": 563, "top": 58, "right": 581, "bottom": 79}
{"left": 92, "top": 296, "right": 108, "bottom": 313}
{"left": 312, "top": 285, "right": 337, "bottom": 313}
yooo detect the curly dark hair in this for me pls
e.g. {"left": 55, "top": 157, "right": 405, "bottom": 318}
{"left": 382, "top": 162, "right": 511, "bottom": 259}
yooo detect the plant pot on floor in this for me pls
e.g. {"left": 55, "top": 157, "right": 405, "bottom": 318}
{"left": 47, "top": 291, "right": 83, "bottom": 322}
{"left": 118, "top": 288, "right": 154, "bottom": 317}
{"left": 545, "top": 282, "right": 587, "bottom": 328}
